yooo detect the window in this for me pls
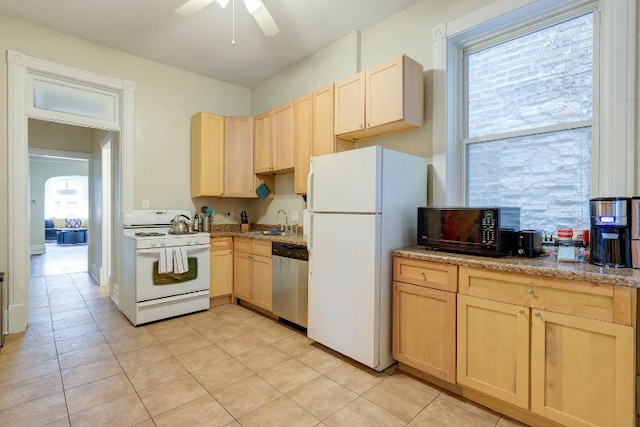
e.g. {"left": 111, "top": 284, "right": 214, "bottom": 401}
{"left": 432, "top": 0, "right": 636, "bottom": 235}
{"left": 464, "top": 11, "right": 594, "bottom": 233}
{"left": 44, "top": 176, "right": 88, "bottom": 219}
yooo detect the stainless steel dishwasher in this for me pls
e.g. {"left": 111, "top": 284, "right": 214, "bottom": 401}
{"left": 272, "top": 242, "right": 308, "bottom": 329}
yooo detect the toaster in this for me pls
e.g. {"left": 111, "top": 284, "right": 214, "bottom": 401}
{"left": 517, "top": 230, "right": 544, "bottom": 257}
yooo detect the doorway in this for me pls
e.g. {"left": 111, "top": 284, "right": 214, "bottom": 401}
{"left": 7, "top": 50, "right": 135, "bottom": 334}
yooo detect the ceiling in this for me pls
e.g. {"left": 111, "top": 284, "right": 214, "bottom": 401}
{"left": 0, "top": 0, "right": 422, "bottom": 88}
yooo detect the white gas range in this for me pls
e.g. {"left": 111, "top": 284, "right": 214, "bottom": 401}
{"left": 120, "top": 209, "right": 210, "bottom": 325}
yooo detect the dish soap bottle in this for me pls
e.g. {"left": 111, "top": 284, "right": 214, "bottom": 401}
{"left": 192, "top": 212, "right": 199, "bottom": 232}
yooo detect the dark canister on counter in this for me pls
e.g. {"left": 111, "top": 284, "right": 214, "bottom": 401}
{"left": 589, "top": 197, "right": 631, "bottom": 267}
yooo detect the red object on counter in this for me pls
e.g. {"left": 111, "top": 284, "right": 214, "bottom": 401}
{"left": 557, "top": 228, "right": 573, "bottom": 239}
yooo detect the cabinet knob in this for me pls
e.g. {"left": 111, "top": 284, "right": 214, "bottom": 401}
{"left": 367, "top": 123, "right": 370, "bottom": 128}
{"left": 528, "top": 289, "right": 534, "bottom": 294}
{"left": 359, "top": 124, "right": 363, "bottom": 129}
{"left": 534, "top": 312, "right": 541, "bottom": 317}
{"left": 519, "top": 309, "right": 525, "bottom": 315}
{"left": 420, "top": 271, "right": 426, "bottom": 279}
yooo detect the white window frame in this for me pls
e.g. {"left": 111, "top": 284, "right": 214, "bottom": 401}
{"left": 432, "top": 0, "right": 636, "bottom": 206}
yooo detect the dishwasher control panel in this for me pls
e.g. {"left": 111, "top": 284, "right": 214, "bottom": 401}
{"left": 272, "top": 242, "right": 308, "bottom": 261}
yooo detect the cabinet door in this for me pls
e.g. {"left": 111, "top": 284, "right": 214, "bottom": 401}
{"left": 457, "top": 294, "right": 530, "bottom": 409}
{"left": 224, "top": 116, "right": 256, "bottom": 198}
{"left": 273, "top": 102, "right": 294, "bottom": 172}
{"left": 254, "top": 111, "right": 273, "bottom": 173}
{"left": 233, "top": 251, "right": 252, "bottom": 301}
{"left": 252, "top": 255, "right": 272, "bottom": 311}
{"left": 531, "top": 310, "right": 635, "bottom": 427}
{"left": 334, "top": 72, "right": 365, "bottom": 135}
{"left": 190, "top": 112, "right": 224, "bottom": 197}
{"left": 211, "top": 249, "right": 233, "bottom": 297}
{"left": 365, "top": 56, "right": 404, "bottom": 129}
{"left": 312, "top": 84, "right": 335, "bottom": 156}
{"left": 293, "top": 94, "right": 312, "bottom": 194}
{"left": 392, "top": 281, "right": 456, "bottom": 383}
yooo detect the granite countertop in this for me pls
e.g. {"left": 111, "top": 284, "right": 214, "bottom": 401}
{"left": 209, "top": 224, "right": 307, "bottom": 246}
{"left": 393, "top": 246, "right": 640, "bottom": 288}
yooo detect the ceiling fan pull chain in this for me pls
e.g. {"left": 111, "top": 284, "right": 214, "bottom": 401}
{"left": 231, "top": 0, "right": 236, "bottom": 46}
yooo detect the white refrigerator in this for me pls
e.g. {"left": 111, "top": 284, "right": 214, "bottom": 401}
{"left": 307, "top": 146, "right": 427, "bottom": 371}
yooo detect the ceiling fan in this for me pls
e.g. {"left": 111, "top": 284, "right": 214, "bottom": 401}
{"left": 175, "top": 0, "right": 280, "bottom": 37}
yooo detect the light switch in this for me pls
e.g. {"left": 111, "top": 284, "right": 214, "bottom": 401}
{"left": 290, "top": 211, "right": 299, "bottom": 221}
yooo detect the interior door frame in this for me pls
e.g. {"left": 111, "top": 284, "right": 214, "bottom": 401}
{"left": 7, "top": 50, "right": 135, "bottom": 334}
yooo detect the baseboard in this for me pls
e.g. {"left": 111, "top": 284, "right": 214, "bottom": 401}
{"left": 30, "top": 245, "right": 45, "bottom": 255}
{"left": 8, "top": 303, "right": 27, "bottom": 333}
{"left": 110, "top": 281, "right": 120, "bottom": 307}
{"left": 89, "top": 262, "right": 100, "bottom": 284}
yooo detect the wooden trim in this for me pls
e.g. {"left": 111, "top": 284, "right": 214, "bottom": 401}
{"left": 462, "top": 388, "right": 566, "bottom": 427}
{"left": 613, "top": 285, "right": 637, "bottom": 326}
{"left": 397, "top": 363, "right": 463, "bottom": 395}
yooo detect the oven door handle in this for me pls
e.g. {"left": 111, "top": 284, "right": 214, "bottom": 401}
{"left": 136, "top": 244, "right": 210, "bottom": 255}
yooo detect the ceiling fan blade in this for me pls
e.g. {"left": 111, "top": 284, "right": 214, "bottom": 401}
{"left": 175, "top": 0, "right": 215, "bottom": 16}
{"left": 251, "top": 4, "right": 280, "bottom": 36}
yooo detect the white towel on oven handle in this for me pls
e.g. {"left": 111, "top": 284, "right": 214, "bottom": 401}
{"left": 158, "top": 248, "right": 173, "bottom": 274}
{"left": 173, "top": 247, "right": 189, "bottom": 274}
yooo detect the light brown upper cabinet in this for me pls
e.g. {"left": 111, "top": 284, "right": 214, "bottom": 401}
{"left": 293, "top": 93, "right": 312, "bottom": 195}
{"left": 191, "top": 112, "right": 256, "bottom": 198}
{"left": 334, "top": 54, "right": 424, "bottom": 142}
{"left": 293, "top": 83, "right": 347, "bottom": 195}
{"left": 254, "top": 110, "right": 272, "bottom": 174}
{"left": 254, "top": 101, "right": 294, "bottom": 174}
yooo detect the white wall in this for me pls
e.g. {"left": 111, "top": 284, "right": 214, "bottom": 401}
{"left": 0, "top": 13, "right": 253, "bottom": 274}
{"left": 29, "top": 156, "right": 89, "bottom": 251}
{"left": 249, "top": 0, "right": 497, "bottom": 209}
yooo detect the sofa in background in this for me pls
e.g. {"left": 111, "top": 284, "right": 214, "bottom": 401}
{"left": 45, "top": 218, "right": 88, "bottom": 243}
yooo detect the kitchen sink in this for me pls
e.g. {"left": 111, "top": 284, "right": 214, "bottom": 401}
{"left": 244, "top": 230, "right": 288, "bottom": 236}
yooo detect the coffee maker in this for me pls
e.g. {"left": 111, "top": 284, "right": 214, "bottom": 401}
{"left": 631, "top": 197, "right": 640, "bottom": 268}
{"left": 589, "top": 197, "right": 631, "bottom": 267}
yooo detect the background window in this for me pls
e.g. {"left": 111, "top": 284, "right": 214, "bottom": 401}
{"left": 44, "top": 175, "right": 88, "bottom": 219}
{"left": 464, "top": 12, "right": 593, "bottom": 234}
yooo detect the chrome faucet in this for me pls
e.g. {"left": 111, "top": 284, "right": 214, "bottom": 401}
{"left": 276, "top": 209, "right": 288, "bottom": 232}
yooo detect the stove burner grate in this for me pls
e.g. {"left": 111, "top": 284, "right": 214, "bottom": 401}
{"left": 134, "top": 232, "right": 166, "bottom": 237}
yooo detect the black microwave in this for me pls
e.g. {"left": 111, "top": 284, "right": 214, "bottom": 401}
{"left": 418, "top": 207, "right": 521, "bottom": 257}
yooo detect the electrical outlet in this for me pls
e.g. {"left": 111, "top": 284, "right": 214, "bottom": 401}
{"left": 290, "top": 211, "right": 299, "bottom": 221}
{"left": 226, "top": 211, "right": 234, "bottom": 218}
{"left": 142, "top": 199, "right": 149, "bottom": 209}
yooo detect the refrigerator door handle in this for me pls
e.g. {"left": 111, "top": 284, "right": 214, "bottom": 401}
{"left": 307, "top": 161, "right": 314, "bottom": 211}
{"left": 308, "top": 212, "right": 313, "bottom": 274}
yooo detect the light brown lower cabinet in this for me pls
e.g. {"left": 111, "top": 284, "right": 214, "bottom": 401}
{"left": 393, "top": 258, "right": 637, "bottom": 427}
{"left": 457, "top": 266, "right": 636, "bottom": 427}
{"left": 392, "top": 257, "right": 457, "bottom": 384}
{"left": 530, "top": 309, "right": 634, "bottom": 427}
{"left": 233, "top": 238, "right": 272, "bottom": 312}
{"left": 210, "top": 237, "right": 233, "bottom": 304}
{"left": 456, "top": 294, "right": 530, "bottom": 408}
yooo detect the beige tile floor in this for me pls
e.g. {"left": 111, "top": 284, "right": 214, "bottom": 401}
{"left": 0, "top": 272, "right": 526, "bottom": 426}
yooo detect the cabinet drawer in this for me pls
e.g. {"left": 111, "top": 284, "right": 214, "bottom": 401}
{"left": 234, "top": 238, "right": 252, "bottom": 253}
{"left": 393, "top": 257, "right": 457, "bottom": 292}
{"left": 210, "top": 237, "right": 233, "bottom": 252}
{"left": 459, "top": 266, "right": 635, "bottom": 325}
{"left": 252, "top": 240, "right": 272, "bottom": 257}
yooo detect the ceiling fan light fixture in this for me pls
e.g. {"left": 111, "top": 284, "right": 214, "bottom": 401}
{"left": 215, "top": 0, "right": 230, "bottom": 8}
{"left": 243, "top": 0, "right": 263, "bottom": 15}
